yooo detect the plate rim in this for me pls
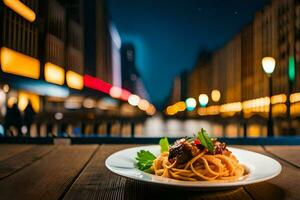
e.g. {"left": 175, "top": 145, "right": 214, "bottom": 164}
{"left": 105, "top": 145, "right": 282, "bottom": 188}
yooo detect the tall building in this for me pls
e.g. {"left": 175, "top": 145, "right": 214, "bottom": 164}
{"left": 84, "top": 0, "right": 112, "bottom": 83}
{"left": 121, "top": 43, "right": 149, "bottom": 99}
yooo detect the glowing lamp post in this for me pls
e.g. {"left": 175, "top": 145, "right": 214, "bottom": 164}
{"left": 262, "top": 57, "right": 276, "bottom": 137}
{"left": 185, "top": 98, "right": 196, "bottom": 111}
{"left": 198, "top": 94, "right": 209, "bottom": 107}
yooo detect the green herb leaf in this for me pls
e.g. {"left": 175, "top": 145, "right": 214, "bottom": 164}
{"left": 197, "top": 128, "right": 214, "bottom": 153}
{"left": 159, "top": 137, "right": 169, "bottom": 153}
{"left": 135, "top": 150, "right": 156, "bottom": 171}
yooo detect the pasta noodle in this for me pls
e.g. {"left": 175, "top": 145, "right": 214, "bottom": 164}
{"left": 150, "top": 150, "right": 247, "bottom": 182}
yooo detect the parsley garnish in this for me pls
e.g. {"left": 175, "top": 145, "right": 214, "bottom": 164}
{"left": 135, "top": 150, "right": 156, "bottom": 171}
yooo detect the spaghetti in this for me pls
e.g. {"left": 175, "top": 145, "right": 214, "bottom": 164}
{"left": 136, "top": 129, "right": 248, "bottom": 182}
{"left": 151, "top": 149, "right": 247, "bottom": 182}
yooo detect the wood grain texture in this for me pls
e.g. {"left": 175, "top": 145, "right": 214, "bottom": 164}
{"left": 264, "top": 146, "right": 300, "bottom": 168}
{"left": 0, "top": 145, "right": 33, "bottom": 161}
{"left": 0, "top": 145, "right": 98, "bottom": 200}
{"left": 239, "top": 146, "right": 299, "bottom": 200}
{"left": 64, "top": 144, "right": 253, "bottom": 200}
{"left": 0, "top": 145, "right": 54, "bottom": 179}
{"left": 63, "top": 144, "right": 134, "bottom": 200}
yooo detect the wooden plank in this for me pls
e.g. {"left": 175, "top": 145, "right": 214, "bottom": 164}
{"left": 264, "top": 146, "right": 300, "bottom": 168}
{"left": 63, "top": 144, "right": 134, "bottom": 200}
{"left": 238, "top": 146, "right": 299, "bottom": 200}
{"left": 64, "top": 144, "right": 253, "bottom": 200}
{"left": 0, "top": 145, "right": 54, "bottom": 180}
{"left": 0, "top": 145, "right": 33, "bottom": 161}
{"left": 0, "top": 145, "right": 98, "bottom": 200}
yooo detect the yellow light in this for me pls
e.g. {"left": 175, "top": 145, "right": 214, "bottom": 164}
{"left": 272, "top": 103, "right": 286, "bottom": 116}
{"left": 7, "top": 96, "right": 17, "bottom": 108}
{"left": 197, "top": 107, "right": 206, "bottom": 116}
{"left": 271, "top": 94, "right": 286, "bottom": 104}
{"left": 166, "top": 106, "right": 177, "bottom": 115}
{"left": 291, "top": 102, "right": 300, "bottom": 116}
{"left": 207, "top": 105, "right": 220, "bottom": 115}
{"left": 290, "top": 92, "right": 300, "bottom": 103}
{"left": 175, "top": 101, "right": 186, "bottom": 112}
{"left": 220, "top": 102, "right": 242, "bottom": 113}
{"left": 128, "top": 94, "right": 140, "bottom": 106}
{"left": 1, "top": 47, "right": 40, "bottom": 79}
{"left": 3, "top": 0, "right": 36, "bottom": 22}
{"left": 109, "top": 86, "right": 122, "bottom": 98}
{"left": 44, "top": 62, "right": 65, "bottom": 85}
{"left": 211, "top": 90, "right": 221, "bottom": 102}
{"left": 66, "top": 70, "right": 83, "bottom": 90}
{"left": 18, "top": 91, "right": 40, "bottom": 112}
{"left": 138, "top": 99, "right": 150, "bottom": 111}
{"left": 242, "top": 97, "right": 270, "bottom": 111}
{"left": 146, "top": 104, "right": 156, "bottom": 115}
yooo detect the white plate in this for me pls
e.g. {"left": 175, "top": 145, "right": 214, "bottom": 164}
{"left": 105, "top": 145, "right": 281, "bottom": 190}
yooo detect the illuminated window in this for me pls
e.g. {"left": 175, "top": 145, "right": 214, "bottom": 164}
{"left": 0, "top": 47, "right": 40, "bottom": 79}
{"left": 44, "top": 62, "right": 65, "bottom": 85}
{"left": 3, "top": 0, "right": 36, "bottom": 22}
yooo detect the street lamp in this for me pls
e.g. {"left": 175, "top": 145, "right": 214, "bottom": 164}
{"left": 198, "top": 94, "right": 209, "bottom": 107}
{"left": 262, "top": 57, "right": 276, "bottom": 137}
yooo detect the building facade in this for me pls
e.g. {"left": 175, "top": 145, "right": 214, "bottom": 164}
{"left": 168, "top": 0, "right": 300, "bottom": 136}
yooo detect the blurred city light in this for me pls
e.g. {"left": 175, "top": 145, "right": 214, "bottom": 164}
{"left": 66, "top": 71, "right": 84, "bottom": 90}
{"left": 109, "top": 86, "right": 122, "bottom": 98}
{"left": 242, "top": 97, "right": 270, "bottom": 113}
{"left": 220, "top": 102, "right": 242, "bottom": 113}
{"left": 98, "top": 97, "right": 118, "bottom": 110}
{"left": 138, "top": 99, "right": 150, "bottom": 111}
{"left": 64, "top": 96, "right": 83, "bottom": 109}
{"left": 175, "top": 101, "right": 186, "bottom": 112}
{"left": 128, "top": 94, "right": 140, "bottom": 106}
{"left": 198, "top": 94, "right": 209, "bottom": 107}
{"left": 3, "top": 0, "right": 36, "bottom": 22}
{"left": 288, "top": 56, "right": 295, "bottom": 82}
{"left": 290, "top": 92, "right": 300, "bottom": 103}
{"left": 271, "top": 94, "right": 287, "bottom": 104}
{"left": 7, "top": 97, "right": 17, "bottom": 108}
{"left": 262, "top": 57, "right": 276, "bottom": 75}
{"left": 83, "top": 98, "right": 96, "bottom": 109}
{"left": 44, "top": 62, "right": 65, "bottom": 85}
{"left": 3, "top": 84, "right": 9, "bottom": 93}
{"left": 84, "top": 75, "right": 112, "bottom": 94}
{"left": 54, "top": 112, "right": 63, "bottom": 120}
{"left": 0, "top": 91, "right": 6, "bottom": 105}
{"left": 185, "top": 97, "right": 196, "bottom": 111}
{"left": 166, "top": 106, "right": 177, "bottom": 115}
{"left": 18, "top": 91, "right": 40, "bottom": 112}
{"left": 0, "top": 47, "right": 40, "bottom": 79}
{"left": 291, "top": 102, "right": 300, "bottom": 116}
{"left": 211, "top": 90, "right": 221, "bottom": 102}
{"left": 197, "top": 105, "right": 220, "bottom": 116}
{"left": 120, "top": 89, "right": 131, "bottom": 101}
{"left": 146, "top": 104, "right": 156, "bottom": 115}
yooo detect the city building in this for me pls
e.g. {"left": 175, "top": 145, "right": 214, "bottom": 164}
{"left": 166, "top": 0, "right": 300, "bottom": 136}
{"left": 84, "top": 0, "right": 112, "bottom": 83}
{"left": 121, "top": 43, "right": 149, "bottom": 99}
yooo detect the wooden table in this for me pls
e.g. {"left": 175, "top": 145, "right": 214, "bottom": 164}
{"left": 0, "top": 144, "right": 299, "bottom": 200}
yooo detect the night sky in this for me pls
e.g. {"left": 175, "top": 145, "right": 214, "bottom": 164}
{"left": 106, "top": 0, "right": 269, "bottom": 108}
